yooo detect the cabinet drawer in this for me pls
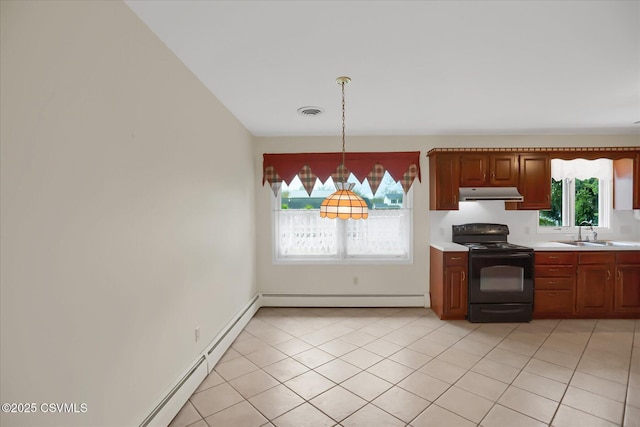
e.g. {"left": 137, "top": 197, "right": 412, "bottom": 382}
{"left": 535, "top": 252, "right": 577, "bottom": 265}
{"left": 535, "top": 265, "right": 575, "bottom": 278}
{"left": 616, "top": 252, "right": 640, "bottom": 264}
{"left": 578, "top": 252, "right": 615, "bottom": 265}
{"left": 445, "top": 253, "right": 468, "bottom": 267}
{"left": 536, "top": 277, "right": 574, "bottom": 290}
{"left": 534, "top": 290, "right": 574, "bottom": 313}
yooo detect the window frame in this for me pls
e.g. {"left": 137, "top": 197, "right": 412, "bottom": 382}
{"left": 271, "top": 178, "right": 413, "bottom": 265}
{"left": 537, "top": 165, "right": 613, "bottom": 237}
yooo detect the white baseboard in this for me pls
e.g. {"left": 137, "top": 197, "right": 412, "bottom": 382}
{"left": 141, "top": 357, "right": 208, "bottom": 427}
{"left": 260, "top": 293, "right": 426, "bottom": 307}
{"left": 139, "top": 293, "right": 261, "bottom": 427}
{"left": 139, "top": 292, "right": 430, "bottom": 426}
{"left": 204, "top": 294, "right": 261, "bottom": 371}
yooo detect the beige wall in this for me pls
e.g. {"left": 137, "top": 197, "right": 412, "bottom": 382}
{"left": 1, "top": 1, "right": 638, "bottom": 425}
{"left": 255, "top": 135, "right": 639, "bottom": 298}
{"left": 0, "top": 2, "right": 256, "bottom": 426}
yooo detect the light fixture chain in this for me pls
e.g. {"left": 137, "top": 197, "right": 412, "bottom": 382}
{"left": 319, "top": 76, "right": 368, "bottom": 220}
{"left": 341, "top": 80, "right": 346, "bottom": 181}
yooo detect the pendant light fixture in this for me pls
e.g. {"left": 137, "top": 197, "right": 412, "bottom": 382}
{"left": 320, "top": 77, "right": 369, "bottom": 220}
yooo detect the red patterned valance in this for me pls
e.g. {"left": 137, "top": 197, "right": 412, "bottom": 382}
{"left": 263, "top": 151, "right": 421, "bottom": 196}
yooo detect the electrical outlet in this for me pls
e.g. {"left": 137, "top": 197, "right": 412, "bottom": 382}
{"left": 195, "top": 326, "right": 200, "bottom": 343}
{"left": 353, "top": 276, "right": 359, "bottom": 285}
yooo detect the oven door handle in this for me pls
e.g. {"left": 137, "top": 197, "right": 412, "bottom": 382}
{"left": 481, "top": 308, "right": 524, "bottom": 314}
{"left": 471, "top": 252, "right": 532, "bottom": 259}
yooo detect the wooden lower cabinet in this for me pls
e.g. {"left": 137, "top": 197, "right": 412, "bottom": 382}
{"left": 534, "top": 252, "right": 576, "bottom": 318}
{"left": 432, "top": 249, "right": 639, "bottom": 320}
{"left": 615, "top": 252, "right": 640, "bottom": 314}
{"left": 430, "top": 247, "right": 467, "bottom": 320}
{"left": 535, "top": 290, "right": 574, "bottom": 314}
{"left": 534, "top": 250, "right": 640, "bottom": 319}
{"left": 577, "top": 263, "right": 614, "bottom": 314}
{"left": 576, "top": 252, "right": 615, "bottom": 315}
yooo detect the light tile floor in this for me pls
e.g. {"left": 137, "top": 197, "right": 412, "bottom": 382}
{"left": 169, "top": 308, "right": 640, "bottom": 427}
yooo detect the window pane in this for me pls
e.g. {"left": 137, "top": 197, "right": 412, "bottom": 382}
{"left": 277, "top": 210, "right": 337, "bottom": 256}
{"left": 539, "top": 158, "right": 611, "bottom": 229}
{"left": 539, "top": 178, "right": 563, "bottom": 226}
{"left": 575, "top": 178, "right": 599, "bottom": 226}
{"left": 275, "top": 171, "right": 411, "bottom": 261}
{"left": 345, "top": 210, "right": 410, "bottom": 256}
{"left": 280, "top": 172, "right": 404, "bottom": 210}
{"left": 281, "top": 176, "right": 333, "bottom": 209}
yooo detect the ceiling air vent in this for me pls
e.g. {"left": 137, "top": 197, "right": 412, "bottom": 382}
{"left": 297, "top": 106, "right": 324, "bottom": 116}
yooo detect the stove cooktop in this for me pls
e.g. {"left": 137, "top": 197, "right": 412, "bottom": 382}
{"left": 452, "top": 223, "right": 533, "bottom": 253}
{"left": 462, "top": 242, "right": 533, "bottom": 252}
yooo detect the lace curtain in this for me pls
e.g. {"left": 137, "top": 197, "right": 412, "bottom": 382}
{"left": 551, "top": 158, "right": 613, "bottom": 181}
{"left": 276, "top": 209, "right": 410, "bottom": 258}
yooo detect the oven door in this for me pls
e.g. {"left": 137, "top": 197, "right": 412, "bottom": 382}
{"left": 468, "top": 252, "right": 534, "bottom": 304}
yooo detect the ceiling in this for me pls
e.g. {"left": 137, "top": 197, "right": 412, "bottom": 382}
{"left": 125, "top": 0, "right": 640, "bottom": 137}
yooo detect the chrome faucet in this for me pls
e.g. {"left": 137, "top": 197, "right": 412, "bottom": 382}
{"left": 578, "top": 221, "right": 593, "bottom": 241}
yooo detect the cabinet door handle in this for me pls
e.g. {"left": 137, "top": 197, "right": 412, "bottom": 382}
{"left": 450, "top": 256, "right": 461, "bottom": 260}
{"left": 617, "top": 270, "right": 621, "bottom": 280}
{"left": 453, "top": 194, "right": 457, "bottom": 204}
{"left": 607, "top": 270, "right": 611, "bottom": 280}
{"left": 548, "top": 256, "right": 559, "bottom": 259}
{"left": 547, "top": 293, "right": 557, "bottom": 296}
{"left": 549, "top": 268, "right": 559, "bottom": 272}
{"left": 461, "top": 271, "right": 466, "bottom": 281}
{"left": 548, "top": 281, "right": 557, "bottom": 285}
{"left": 483, "top": 173, "right": 487, "bottom": 181}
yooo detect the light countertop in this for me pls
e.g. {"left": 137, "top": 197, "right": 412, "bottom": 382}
{"left": 430, "top": 240, "right": 640, "bottom": 252}
{"left": 522, "top": 241, "right": 640, "bottom": 252}
{"left": 430, "top": 241, "right": 468, "bottom": 252}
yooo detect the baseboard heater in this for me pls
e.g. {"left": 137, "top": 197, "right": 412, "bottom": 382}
{"left": 261, "top": 293, "right": 427, "bottom": 307}
{"left": 139, "top": 294, "right": 261, "bottom": 427}
{"left": 139, "top": 292, "right": 428, "bottom": 426}
{"left": 138, "top": 356, "right": 207, "bottom": 427}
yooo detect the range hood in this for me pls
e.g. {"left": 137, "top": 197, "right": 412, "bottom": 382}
{"left": 459, "top": 187, "right": 524, "bottom": 202}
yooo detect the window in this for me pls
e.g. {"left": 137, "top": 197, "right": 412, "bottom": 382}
{"left": 274, "top": 171, "right": 412, "bottom": 263}
{"left": 539, "top": 158, "right": 612, "bottom": 231}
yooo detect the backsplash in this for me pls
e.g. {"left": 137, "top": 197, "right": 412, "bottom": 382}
{"left": 430, "top": 200, "right": 640, "bottom": 244}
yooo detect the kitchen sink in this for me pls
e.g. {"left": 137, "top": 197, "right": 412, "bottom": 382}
{"left": 555, "top": 240, "right": 631, "bottom": 247}
{"left": 555, "top": 241, "right": 601, "bottom": 246}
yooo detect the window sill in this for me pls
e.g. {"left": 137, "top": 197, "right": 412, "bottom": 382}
{"left": 273, "top": 255, "right": 412, "bottom": 265}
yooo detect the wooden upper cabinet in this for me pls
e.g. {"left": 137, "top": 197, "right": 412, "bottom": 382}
{"left": 459, "top": 154, "right": 518, "bottom": 187}
{"left": 613, "top": 157, "right": 640, "bottom": 210}
{"left": 635, "top": 153, "right": 640, "bottom": 209}
{"left": 517, "top": 154, "right": 551, "bottom": 210}
{"left": 491, "top": 154, "right": 519, "bottom": 186}
{"left": 460, "top": 154, "right": 487, "bottom": 187}
{"left": 428, "top": 148, "right": 639, "bottom": 211}
{"left": 429, "top": 153, "right": 460, "bottom": 210}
